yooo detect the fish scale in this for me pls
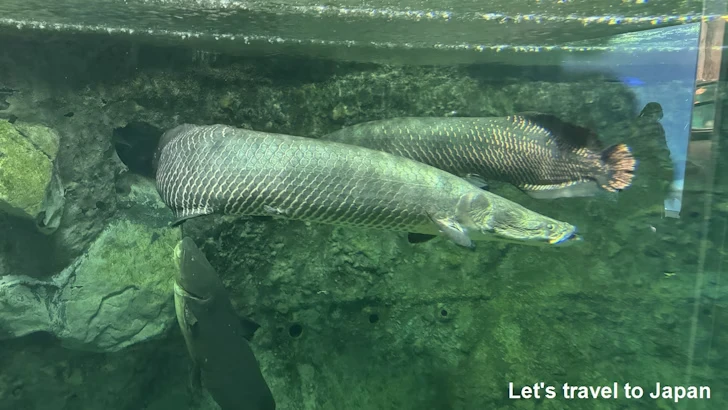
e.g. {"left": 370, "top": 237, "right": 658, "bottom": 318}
{"left": 157, "top": 124, "right": 436, "bottom": 231}
{"left": 155, "top": 123, "right": 579, "bottom": 247}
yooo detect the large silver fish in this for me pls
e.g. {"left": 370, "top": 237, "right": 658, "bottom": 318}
{"left": 174, "top": 237, "right": 276, "bottom": 410}
{"left": 321, "top": 114, "right": 638, "bottom": 199}
{"left": 155, "top": 124, "right": 580, "bottom": 248}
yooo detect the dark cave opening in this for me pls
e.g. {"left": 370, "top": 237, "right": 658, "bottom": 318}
{"left": 113, "top": 122, "right": 163, "bottom": 178}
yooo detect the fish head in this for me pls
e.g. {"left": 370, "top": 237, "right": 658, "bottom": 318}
{"left": 173, "top": 237, "right": 224, "bottom": 307}
{"left": 173, "top": 237, "right": 227, "bottom": 362}
{"left": 461, "top": 192, "right": 581, "bottom": 246}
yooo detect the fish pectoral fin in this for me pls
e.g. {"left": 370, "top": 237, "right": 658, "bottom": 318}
{"left": 263, "top": 205, "right": 289, "bottom": 219}
{"left": 184, "top": 305, "right": 199, "bottom": 334}
{"left": 407, "top": 233, "right": 437, "bottom": 244}
{"left": 172, "top": 207, "right": 214, "bottom": 227}
{"left": 427, "top": 214, "right": 474, "bottom": 249}
{"left": 240, "top": 317, "right": 262, "bottom": 341}
{"left": 463, "top": 174, "right": 489, "bottom": 190}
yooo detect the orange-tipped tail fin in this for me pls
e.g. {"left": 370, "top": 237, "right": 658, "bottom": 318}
{"left": 600, "top": 144, "right": 637, "bottom": 192}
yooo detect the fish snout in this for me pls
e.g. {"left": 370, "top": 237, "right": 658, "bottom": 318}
{"left": 549, "top": 226, "right": 582, "bottom": 246}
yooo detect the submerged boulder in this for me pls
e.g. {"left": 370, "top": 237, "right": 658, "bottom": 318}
{"left": 0, "top": 120, "right": 64, "bottom": 234}
{"left": 0, "top": 177, "right": 179, "bottom": 352}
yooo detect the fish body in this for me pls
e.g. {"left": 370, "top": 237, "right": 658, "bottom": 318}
{"left": 173, "top": 237, "right": 276, "bottom": 410}
{"left": 321, "top": 116, "right": 637, "bottom": 199}
{"left": 156, "top": 124, "right": 579, "bottom": 247}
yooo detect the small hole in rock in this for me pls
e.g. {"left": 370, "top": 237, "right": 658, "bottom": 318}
{"left": 368, "top": 314, "right": 379, "bottom": 324}
{"left": 440, "top": 309, "right": 448, "bottom": 317}
{"left": 64, "top": 112, "right": 74, "bottom": 117}
{"left": 689, "top": 211, "right": 700, "bottom": 219}
{"left": 289, "top": 323, "right": 303, "bottom": 338}
{"left": 95, "top": 201, "right": 108, "bottom": 210}
{"left": 7, "top": 115, "right": 17, "bottom": 123}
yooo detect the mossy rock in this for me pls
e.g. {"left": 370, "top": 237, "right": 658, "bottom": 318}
{"left": 0, "top": 120, "right": 63, "bottom": 232}
{"left": 12, "top": 121, "right": 61, "bottom": 160}
{"left": 0, "top": 120, "right": 55, "bottom": 218}
{"left": 58, "top": 217, "right": 180, "bottom": 352}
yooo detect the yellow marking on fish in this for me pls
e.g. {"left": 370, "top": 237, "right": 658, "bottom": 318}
{"left": 663, "top": 272, "right": 676, "bottom": 278}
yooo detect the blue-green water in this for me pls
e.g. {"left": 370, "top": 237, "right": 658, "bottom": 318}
{"left": 0, "top": 4, "right": 726, "bottom": 410}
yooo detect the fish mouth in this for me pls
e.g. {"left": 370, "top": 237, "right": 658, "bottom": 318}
{"left": 549, "top": 228, "right": 582, "bottom": 246}
{"left": 173, "top": 281, "right": 204, "bottom": 301}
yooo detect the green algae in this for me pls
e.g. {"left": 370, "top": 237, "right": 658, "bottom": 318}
{"left": 0, "top": 120, "right": 54, "bottom": 219}
{"left": 12, "top": 121, "right": 61, "bottom": 160}
{"left": 86, "top": 218, "right": 180, "bottom": 297}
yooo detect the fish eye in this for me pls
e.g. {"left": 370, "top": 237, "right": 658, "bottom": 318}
{"left": 547, "top": 223, "right": 554, "bottom": 230}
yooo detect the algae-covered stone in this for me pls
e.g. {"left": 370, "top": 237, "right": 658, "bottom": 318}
{"left": 12, "top": 121, "right": 61, "bottom": 160}
{"left": 55, "top": 217, "right": 179, "bottom": 351}
{"left": 0, "top": 120, "right": 64, "bottom": 233}
{"left": 0, "top": 178, "right": 179, "bottom": 352}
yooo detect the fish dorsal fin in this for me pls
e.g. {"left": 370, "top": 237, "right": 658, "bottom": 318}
{"left": 514, "top": 112, "right": 603, "bottom": 151}
{"left": 426, "top": 212, "right": 475, "bottom": 250}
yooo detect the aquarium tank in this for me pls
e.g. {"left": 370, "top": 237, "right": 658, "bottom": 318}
{"left": 0, "top": 0, "right": 726, "bottom": 408}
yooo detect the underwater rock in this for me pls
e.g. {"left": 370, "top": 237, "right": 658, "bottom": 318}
{"left": 0, "top": 177, "right": 179, "bottom": 352}
{"left": 0, "top": 120, "right": 64, "bottom": 234}
{"left": 0, "top": 332, "right": 187, "bottom": 410}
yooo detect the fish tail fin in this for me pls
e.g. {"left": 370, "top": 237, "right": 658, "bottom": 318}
{"left": 599, "top": 144, "right": 637, "bottom": 192}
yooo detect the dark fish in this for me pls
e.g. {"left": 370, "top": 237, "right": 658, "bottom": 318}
{"left": 321, "top": 114, "right": 638, "bottom": 199}
{"left": 173, "top": 237, "right": 276, "bottom": 410}
{"left": 155, "top": 124, "right": 580, "bottom": 248}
